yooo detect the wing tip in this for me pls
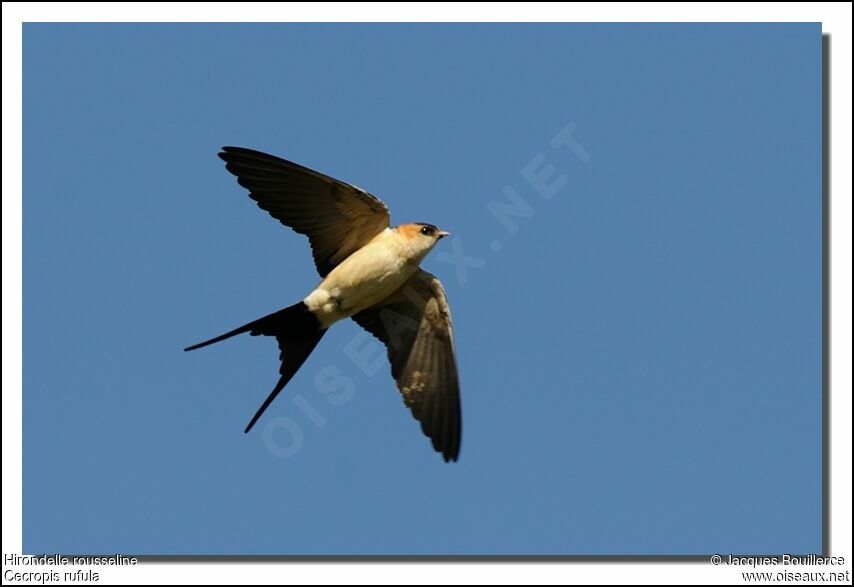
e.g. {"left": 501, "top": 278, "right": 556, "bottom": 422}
{"left": 218, "top": 146, "right": 247, "bottom": 162}
{"left": 441, "top": 440, "right": 461, "bottom": 463}
{"left": 218, "top": 146, "right": 269, "bottom": 164}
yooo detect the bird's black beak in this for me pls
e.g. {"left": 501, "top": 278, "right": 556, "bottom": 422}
{"left": 437, "top": 230, "right": 451, "bottom": 239}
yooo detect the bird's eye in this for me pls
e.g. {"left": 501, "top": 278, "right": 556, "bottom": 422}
{"left": 420, "top": 226, "right": 433, "bottom": 236}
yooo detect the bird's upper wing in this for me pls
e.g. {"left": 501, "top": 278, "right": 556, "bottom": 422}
{"left": 351, "top": 269, "right": 461, "bottom": 462}
{"left": 219, "top": 147, "right": 391, "bottom": 277}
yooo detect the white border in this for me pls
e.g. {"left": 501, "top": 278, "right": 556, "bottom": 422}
{"left": 3, "top": 3, "right": 851, "bottom": 585}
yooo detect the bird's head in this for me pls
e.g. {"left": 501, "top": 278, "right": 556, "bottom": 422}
{"left": 397, "top": 223, "right": 450, "bottom": 259}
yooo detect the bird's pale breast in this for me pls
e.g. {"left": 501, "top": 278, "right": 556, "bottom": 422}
{"left": 303, "top": 230, "right": 420, "bottom": 327}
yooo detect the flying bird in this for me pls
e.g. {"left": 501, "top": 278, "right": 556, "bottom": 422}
{"left": 185, "top": 147, "right": 461, "bottom": 461}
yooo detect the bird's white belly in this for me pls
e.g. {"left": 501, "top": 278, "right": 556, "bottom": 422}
{"left": 303, "top": 243, "right": 417, "bottom": 328}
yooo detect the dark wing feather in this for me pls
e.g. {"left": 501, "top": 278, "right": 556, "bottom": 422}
{"left": 352, "top": 270, "right": 461, "bottom": 462}
{"left": 218, "top": 147, "right": 390, "bottom": 277}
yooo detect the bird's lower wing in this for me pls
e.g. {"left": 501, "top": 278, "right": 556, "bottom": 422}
{"left": 352, "top": 270, "right": 461, "bottom": 462}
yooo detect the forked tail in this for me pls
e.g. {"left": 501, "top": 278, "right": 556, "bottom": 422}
{"left": 185, "top": 302, "right": 326, "bottom": 432}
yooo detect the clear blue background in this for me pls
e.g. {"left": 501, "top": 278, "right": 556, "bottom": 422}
{"left": 23, "top": 23, "right": 823, "bottom": 555}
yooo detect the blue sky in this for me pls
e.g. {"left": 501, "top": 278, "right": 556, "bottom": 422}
{"left": 23, "top": 23, "right": 822, "bottom": 555}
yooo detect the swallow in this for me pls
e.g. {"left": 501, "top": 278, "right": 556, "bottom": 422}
{"left": 185, "top": 147, "right": 461, "bottom": 462}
